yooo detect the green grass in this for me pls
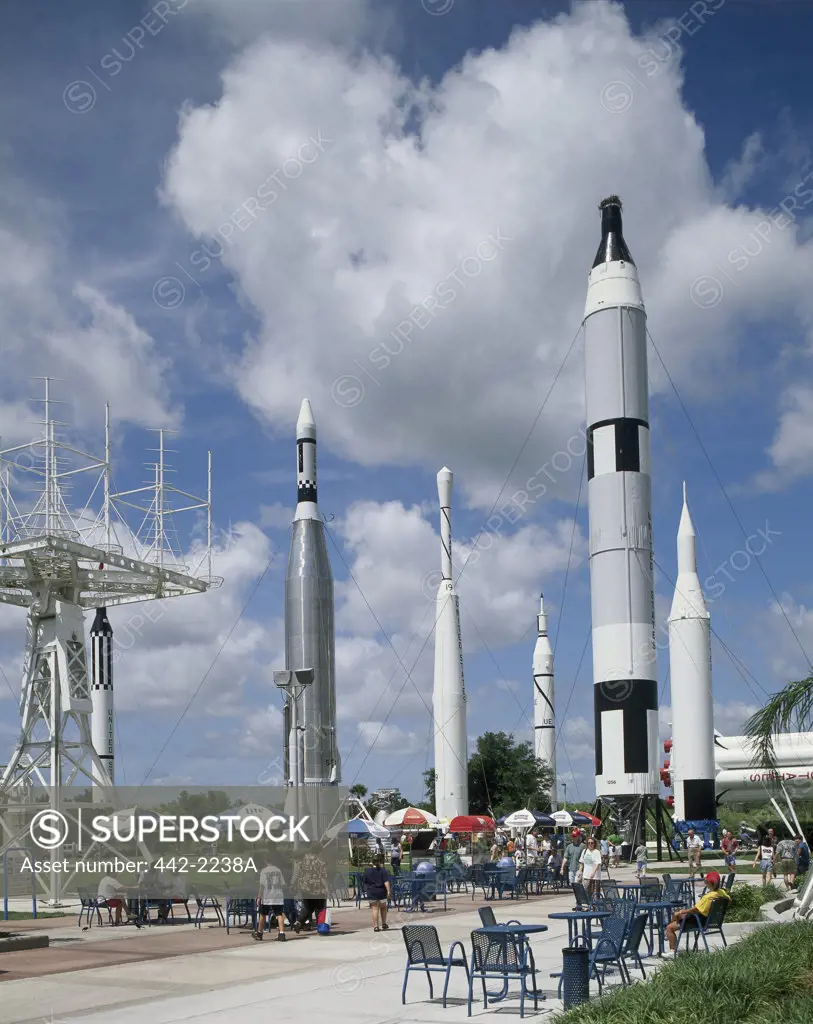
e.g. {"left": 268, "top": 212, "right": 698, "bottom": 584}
{"left": 553, "top": 921, "right": 813, "bottom": 1023}
{"left": 1, "top": 911, "right": 73, "bottom": 921}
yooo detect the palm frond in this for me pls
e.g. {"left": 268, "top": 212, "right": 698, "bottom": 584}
{"left": 744, "top": 675, "right": 813, "bottom": 772}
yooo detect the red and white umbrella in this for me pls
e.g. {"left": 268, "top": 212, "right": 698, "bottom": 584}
{"left": 383, "top": 807, "right": 438, "bottom": 828}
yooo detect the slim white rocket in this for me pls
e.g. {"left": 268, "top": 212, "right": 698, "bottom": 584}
{"left": 532, "top": 593, "right": 557, "bottom": 807}
{"left": 90, "top": 606, "right": 114, "bottom": 785}
{"left": 432, "top": 467, "right": 468, "bottom": 820}
{"left": 584, "top": 196, "right": 659, "bottom": 799}
{"left": 668, "top": 483, "right": 716, "bottom": 822}
{"left": 283, "top": 399, "right": 340, "bottom": 786}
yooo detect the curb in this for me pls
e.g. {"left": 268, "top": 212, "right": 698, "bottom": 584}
{"left": 0, "top": 933, "right": 50, "bottom": 952}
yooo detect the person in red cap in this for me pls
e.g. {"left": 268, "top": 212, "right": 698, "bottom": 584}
{"left": 665, "top": 871, "right": 730, "bottom": 952}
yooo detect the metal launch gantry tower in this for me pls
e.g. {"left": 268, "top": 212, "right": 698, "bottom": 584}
{"left": 0, "top": 379, "right": 220, "bottom": 802}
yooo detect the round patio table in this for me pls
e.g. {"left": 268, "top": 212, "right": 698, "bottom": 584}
{"left": 547, "top": 909, "right": 610, "bottom": 948}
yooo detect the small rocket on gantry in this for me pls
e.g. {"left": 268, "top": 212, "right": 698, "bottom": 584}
{"left": 533, "top": 594, "right": 557, "bottom": 808}
{"left": 432, "top": 467, "right": 468, "bottom": 820}
{"left": 282, "top": 400, "right": 340, "bottom": 786}
{"left": 583, "top": 196, "right": 660, "bottom": 801}
{"left": 90, "top": 606, "right": 114, "bottom": 785}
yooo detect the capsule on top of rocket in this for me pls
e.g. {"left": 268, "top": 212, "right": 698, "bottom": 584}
{"left": 295, "top": 398, "right": 318, "bottom": 521}
{"left": 670, "top": 481, "right": 709, "bottom": 621}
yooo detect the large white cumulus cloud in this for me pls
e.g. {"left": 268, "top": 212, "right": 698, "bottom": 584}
{"left": 162, "top": 0, "right": 813, "bottom": 506}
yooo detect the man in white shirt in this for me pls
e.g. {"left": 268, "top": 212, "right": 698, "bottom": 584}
{"left": 686, "top": 829, "right": 704, "bottom": 878}
{"left": 98, "top": 874, "right": 136, "bottom": 927}
{"left": 254, "top": 858, "right": 288, "bottom": 941}
{"left": 525, "top": 832, "right": 538, "bottom": 864}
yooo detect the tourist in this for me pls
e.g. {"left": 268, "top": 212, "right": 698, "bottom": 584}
{"left": 795, "top": 836, "right": 810, "bottom": 883}
{"left": 549, "top": 846, "right": 563, "bottom": 878}
{"left": 563, "top": 830, "right": 584, "bottom": 885}
{"left": 525, "top": 830, "right": 538, "bottom": 864}
{"left": 292, "top": 846, "right": 329, "bottom": 931}
{"left": 98, "top": 874, "right": 138, "bottom": 927}
{"left": 776, "top": 834, "right": 797, "bottom": 890}
{"left": 685, "top": 829, "right": 704, "bottom": 878}
{"left": 489, "top": 838, "right": 502, "bottom": 861}
{"left": 600, "top": 836, "right": 610, "bottom": 870}
{"left": 634, "top": 840, "right": 648, "bottom": 879}
{"left": 609, "top": 840, "right": 621, "bottom": 868}
{"left": 390, "top": 835, "right": 402, "bottom": 877}
{"left": 579, "top": 836, "right": 602, "bottom": 898}
{"left": 362, "top": 855, "right": 391, "bottom": 932}
{"left": 665, "top": 871, "right": 730, "bottom": 952}
{"left": 253, "top": 855, "right": 288, "bottom": 941}
{"left": 721, "top": 830, "right": 739, "bottom": 870}
{"left": 753, "top": 833, "right": 776, "bottom": 885}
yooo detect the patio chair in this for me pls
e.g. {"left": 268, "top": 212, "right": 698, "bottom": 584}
{"left": 468, "top": 928, "right": 539, "bottom": 1018}
{"left": 639, "top": 878, "right": 661, "bottom": 901}
{"left": 401, "top": 924, "right": 469, "bottom": 1007}
{"left": 601, "top": 880, "right": 620, "bottom": 899}
{"left": 224, "top": 897, "right": 256, "bottom": 935}
{"left": 470, "top": 864, "right": 488, "bottom": 900}
{"left": 676, "top": 896, "right": 730, "bottom": 952}
{"left": 620, "top": 913, "right": 649, "bottom": 980}
{"left": 77, "top": 887, "right": 111, "bottom": 928}
{"left": 722, "top": 872, "right": 735, "bottom": 893}
{"left": 571, "top": 882, "right": 592, "bottom": 910}
{"left": 663, "top": 878, "right": 690, "bottom": 908}
{"left": 193, "top": 896, "right": 224, "bottom": 928}
{"left": 588, "top": 915, "right": 631, "bottom": 991}
{"left": 477, "top": 906, "right": 522, "bottom": 929}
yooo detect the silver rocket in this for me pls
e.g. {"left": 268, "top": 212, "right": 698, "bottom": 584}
{"left": 532, "top": 593, "right": 557, "bottom": 807}
{"left": 668, "top": 484, "right": 716, "bottom": 821}
{"left": 90, "top": 606, "right": 114, "bottom": 785}
{"left": 283, "top": 399, "right": 340, "bottom": 786}
{"left": 584, "top": 196, "right": 659, "bottom": 799}
{"left": 432, "top": 467, "right": 468, "bottom": 820}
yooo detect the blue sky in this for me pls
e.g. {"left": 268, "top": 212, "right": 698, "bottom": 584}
{"left": 2, "top": 0, "right": 813, "bottom": 807}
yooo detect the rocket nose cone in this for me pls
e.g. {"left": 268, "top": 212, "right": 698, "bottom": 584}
{"left": 539, "top": 593, "right": 545, "bottom": 614}
{"left": 592, "top": 195, "right": 635, "bottom": 268}
{"left": 437, "top": 466, "right": 453, "bottom": 504}
{"left": 297, "top": 398, "right": 316, "bottom": 439}
{"left": 678, "top": 482, "right": 695, "bottom": 538}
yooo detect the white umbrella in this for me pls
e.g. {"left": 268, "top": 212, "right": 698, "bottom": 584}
{"left": 551, "top": 810, "right": 574, "bottom": 828}
{"left": 383, "top": 807, "right": 439, "bottom": 828}
{"left": 502, "top": 809, "right": 537, "bottom": 829}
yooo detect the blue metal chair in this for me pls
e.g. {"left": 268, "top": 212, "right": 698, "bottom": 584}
{"left": 77, "top": 887, "right": 111, "bottom": 928}
{"left": 478, "top": 906, "right": 522, "bottom": 929}
{"left": 225, "top": 897, "right": 256, "bottom": 935}
{"left": 496, "top": 866, "right": 517, "bottom": 899}
{"left": 468, "top": 928, "right": 539, "bottom": 1018}
{"left": 676, "top": 896, "right": 730, "bottom": 952}
{"left": 601, "top": 880, "right": 620, "bottom": 899}
{"left": 620, "top": 913, "right": 649, "bottom": 979}
{"left": 571, "top": 882, "right": 592, "bottom": 910}
{"left": 401, "top": 924, "right": 469, "bottom": 1007}
{"left": 639, "top": 878, "right": 662, "bottom": 901}
{"left": 588, "top": 915, "right": 631, "bottom": 991}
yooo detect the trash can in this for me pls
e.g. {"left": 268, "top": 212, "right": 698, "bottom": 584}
{"left": 562, "top": 946, "right": 589, "bottom": 1009}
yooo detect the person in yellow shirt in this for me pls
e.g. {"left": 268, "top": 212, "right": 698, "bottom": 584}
{"left": 665, "top": 871, "right": 730, "bottom": 951}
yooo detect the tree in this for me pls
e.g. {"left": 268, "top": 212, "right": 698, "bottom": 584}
{"left": 349, "top": 783, "right": 368, "bottom": 799}
{"left": 745, "top": 674, "right": 813, "bottom": 772}
{"left": 419, "top": 770, "right": 436, "bottom": 814}
{"left": 467, "top": 731, "right": 555, "bottom": 818}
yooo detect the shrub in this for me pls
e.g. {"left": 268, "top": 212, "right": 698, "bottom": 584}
{"left": 726, "top": 882, "right": 783, "bottom": 923}
{"left": 553, "top": 921, "right": 813, "bottom": 1023}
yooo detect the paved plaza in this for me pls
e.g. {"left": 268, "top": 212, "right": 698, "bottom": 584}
{"left": 0, "top": 863, "right": 753, "bottom": 1024}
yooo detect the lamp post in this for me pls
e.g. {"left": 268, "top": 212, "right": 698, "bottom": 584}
{"left": 274, "top": 668, "right": 314, "bottom": 849}
{"left": 562, "top": 782, "right": 567, "bottom": 810}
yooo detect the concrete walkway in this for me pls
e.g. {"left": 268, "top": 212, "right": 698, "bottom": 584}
{"left": 0, "top": 865, "right": 738, "bottom": 1024}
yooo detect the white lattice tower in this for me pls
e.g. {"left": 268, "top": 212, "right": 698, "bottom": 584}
{"left": 0, "top": 380, "right": 221, "bottom": 813}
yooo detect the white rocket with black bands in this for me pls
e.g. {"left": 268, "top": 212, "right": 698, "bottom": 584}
{"left": 284, "top": 399, "right": 340, "bottom": 786}
{"left": 668, "top": 484, "right": 716, "bottom": 821}
{"left": 90, "top": 606, "right": 114, "bottom": 785}
{"left": 532, "top": 593, "right": 557, "bottom": 807}
{"left": 584, "top": 196, "right": 659, "bottom": 799}
{"left": 432, "top": 467, "right": 468, "bottom": 820}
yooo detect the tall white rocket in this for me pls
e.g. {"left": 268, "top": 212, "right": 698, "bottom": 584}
{"left": 668, "top": 483, "right": 716, "bottom": 821}
{"left": 584, "top": 196, "right": 659, "bottom": 799}
{"left": 533, "top": 594, "right": 557, "bottom": 807}
{"left": 90, "top": 606, "right": 114, "bottom": 785}
{"left": 432, "top": 467, "right": 468, "bottom": 820}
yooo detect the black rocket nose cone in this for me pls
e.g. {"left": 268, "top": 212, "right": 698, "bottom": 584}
{"left": 91, "top": 606, "right": 112, "bottom": 635}
{"left": 592, "top": 195, "right": 635, "bottom": 268}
